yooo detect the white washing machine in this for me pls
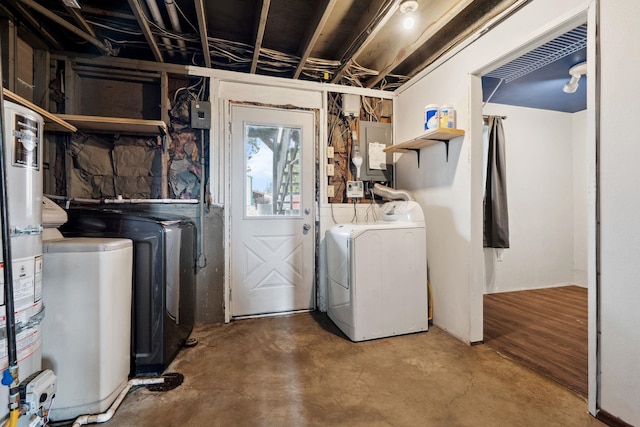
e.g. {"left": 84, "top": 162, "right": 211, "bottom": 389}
{"left": 326, "top": 201, "right": 428, "bottom": 342}
{"left": 40, "top": 197, "right": 133, "bottom": 422}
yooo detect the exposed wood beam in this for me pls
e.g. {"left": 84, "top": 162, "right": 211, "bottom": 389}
{"left": 77, "top": 5, "right": 137, "bottom": 21}
{"left": 250, "top": 0, "right": 271, "bottom": 74}
{"left": 330, "top": 0, "right": 400, "bottom": 84}
{"left": 18, "top": 0, "right": 112, "bottom": 55}
{"left": 65, "top": 6, "right": 96, "bottom": 38}
{"left": 5, "top": 0, "right": 62, "bottom": 50}
{"left": 402, "top": 0, "right": 521, "bottom": 79}
{"left": 293, "top": 0, "right": 338, "bottom": 79}
{"left": 363, "top": 0, "right": 475, "bottom": 88}
{"left": 126, "top": 0, "right": 164, "bottom": 62}
{"left": 194, "top": 0, "right": 211, "bottom": 68}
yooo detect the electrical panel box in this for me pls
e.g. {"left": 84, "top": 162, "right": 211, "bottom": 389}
{"left": 191, "top": 101, "right": 212, "bottom": 129}
{"left": 360, "top": 121, "right": 393, "bottom": 182}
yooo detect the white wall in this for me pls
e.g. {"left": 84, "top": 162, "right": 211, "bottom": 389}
{"left": 394, "top": 0, "right": 590, "bottom": 343}
{"left": 598, "top": 1, "right": 640, "bottom": 424}
{"left": 572, "top": 110, "right": 588, "bottom": 285}
{"left": 482, "top": 103, "right": 577, "bottom": 293}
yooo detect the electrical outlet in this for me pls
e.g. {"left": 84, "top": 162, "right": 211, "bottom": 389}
{"left": 327, "top": 185, "right": 335, "bottom": 198}
{"left": 327, "top": 146, "right": 334, "bottom": 159}
{"left": 326, "top": 164, "right": 335, "bottom": 176}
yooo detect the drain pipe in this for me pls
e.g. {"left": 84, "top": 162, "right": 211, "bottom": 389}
{"left": 164, "top": 0, "right": 188, "bottom": 59}
{"left": 71, "top": 377, "right": 165, "bottom": 427}
{"left": 145, "top": 0, "right": 175, "bottom": 57}
{"left": 0, "top": 62, "right": 21, "bottom": 427}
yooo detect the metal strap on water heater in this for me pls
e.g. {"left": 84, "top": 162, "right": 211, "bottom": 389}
{"left": 10, "top": 225, "right": 42, "bottom": 236}
{"left": 0, "top": 306, "right": 45, "bottom": 339}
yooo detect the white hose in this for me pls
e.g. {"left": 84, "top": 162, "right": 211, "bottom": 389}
{"left": 71, "top": 377, "right": 164, "bottom": 427}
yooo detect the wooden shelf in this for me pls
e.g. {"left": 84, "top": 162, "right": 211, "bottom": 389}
{"left": 50, "top": 114, "right": 168, "bottom": 135}
{"left": 384, "top": 128, "right": 465, "bottom": 153}
{"left": 3, "top": 88, "right": 77, "bottom": 132}
{"left": 384, "top": 127, "right": 465, "bottom": 165}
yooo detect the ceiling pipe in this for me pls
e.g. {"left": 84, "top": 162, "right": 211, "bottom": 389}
{"left": 164, "top": 0, "right": 188, "bottom": 59}
{"left": 145, "top": 0, "right": 175, "bottom": 57}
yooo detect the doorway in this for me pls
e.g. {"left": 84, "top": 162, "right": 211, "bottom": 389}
{"left": 229, "top": 104, "right": 316, "bottom": 318}
{"left": 478, "top": 23, "right": 590, "bottom": 396}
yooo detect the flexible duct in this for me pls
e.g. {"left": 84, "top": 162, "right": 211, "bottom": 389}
{"left": 372, "top": 183, "right": 415, "bottom": 201}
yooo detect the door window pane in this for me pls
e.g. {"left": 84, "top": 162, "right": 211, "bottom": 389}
{"left": 245, "top": 124, "right": 302, "bottom": 217}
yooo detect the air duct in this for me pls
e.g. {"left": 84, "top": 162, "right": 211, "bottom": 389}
{"left": 372, "top": 183, "right": 415, "bottom": 201}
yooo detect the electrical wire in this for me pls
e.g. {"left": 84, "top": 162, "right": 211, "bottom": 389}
{"left": 173, "top": 0, "right": 199, "bottom": 34}
{"left": 41, "top": 2, "right": 411, "bottom": 88}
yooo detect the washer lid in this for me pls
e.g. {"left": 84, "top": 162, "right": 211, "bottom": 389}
{"left": 43, "top": 237, "right": 132, "bottom": 253}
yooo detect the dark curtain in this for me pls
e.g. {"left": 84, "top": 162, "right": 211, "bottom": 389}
{"left": 483, "top": 116, "right": 509, "bottom": 248}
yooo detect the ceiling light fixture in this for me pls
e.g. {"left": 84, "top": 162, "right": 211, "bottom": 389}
{"left": 400, "top": 0, "right": 418, "bottom": 30}
{"left": 563, "top": 62, "right": 587, "bottom": 93}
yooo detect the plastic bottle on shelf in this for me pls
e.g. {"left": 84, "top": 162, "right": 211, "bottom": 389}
{"left": 439, "top": 105, "right": 456, "bottom": 128}
{"left": 424, "top": 104, "right": 439, "bottom": 130}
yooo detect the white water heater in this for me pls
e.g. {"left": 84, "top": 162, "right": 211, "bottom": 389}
{"left": 0, "top": 101, "right": 45, "bottom": 425}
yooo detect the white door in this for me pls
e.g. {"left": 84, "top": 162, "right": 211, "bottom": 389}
{"left": 230, "top": 104, "right": 316, "bottom": 317}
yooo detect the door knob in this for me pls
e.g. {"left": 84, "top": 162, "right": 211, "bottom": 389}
{"left": 303, "top": 223, "right": 311, "bottom": 231}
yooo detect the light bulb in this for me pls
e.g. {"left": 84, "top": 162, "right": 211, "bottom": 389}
{"left": 351, "top": 131, "right": 363, "bottom": 179}
{"left": 352, "top": 151, "right": 363, "bottom": 179}
{"left": 400, "top": 0, "right": 418, "bottom": 30}
{"left": 403, "top": 14, "right": 415, "bottom": 29}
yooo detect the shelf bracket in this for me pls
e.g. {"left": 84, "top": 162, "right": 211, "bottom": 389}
{"left": 408, "top": 149, "right": 421, "bottom": 167}
{"left": 406, "top": 141, "right": 448, "bottom": 167}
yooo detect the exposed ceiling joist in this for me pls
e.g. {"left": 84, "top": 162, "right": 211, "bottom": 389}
{"left": 5, "top": 0, "right": 62, "bottom": 50}
{"left": 293, "top": 0, "right": 338, "bottom": 79}
{"left": 194, "top": 0, "right": 211, "bottom": 68}
{"left": 402, "top": 0, "right": 521, "bottom": 78}
{"left": 78, "top": 5, "right": 137, "bottom": 21}
{"left": 18, "top": 0, "right": 112, "bottom": 55}
{"left": 250, "top": 0, "right": 271, "bottom": 74}
{"left": 331, "top": 0, "right": 400, "bottom": 84}
{"left": 363, "top": 0, "right": 475, "bottom": 88}
{"left": 126, "top": 0, "right": 164, "bottom": 62}
{"left": 65, "top": 5, "right": 95, "bottom": 38}
{"left": 4, "top": 0, "right": 539, "bottom": 92}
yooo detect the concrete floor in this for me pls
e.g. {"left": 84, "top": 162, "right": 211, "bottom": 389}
{"left": 108, "top": 313, "right": 603, "bottom": 427}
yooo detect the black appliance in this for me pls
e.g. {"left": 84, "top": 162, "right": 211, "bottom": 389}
{"left": 61, "top": 208, "right": 196, "bottom": 376}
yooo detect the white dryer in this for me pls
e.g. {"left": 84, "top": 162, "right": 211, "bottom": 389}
{"left": 326, "top": 201, "right": 428, "bottom": 342}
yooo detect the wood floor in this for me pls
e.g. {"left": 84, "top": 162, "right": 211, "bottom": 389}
{"left": 483, "top": 285, "right": 588, "bottom": 396}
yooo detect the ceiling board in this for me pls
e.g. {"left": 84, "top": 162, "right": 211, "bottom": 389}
{"left": 0, "top": 0, "right": 586, "bottom": 108}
